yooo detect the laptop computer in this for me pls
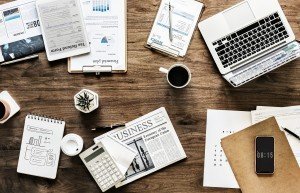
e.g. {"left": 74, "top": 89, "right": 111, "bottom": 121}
{"left": 198, "top": 0, "right": 298, "bottom": 87}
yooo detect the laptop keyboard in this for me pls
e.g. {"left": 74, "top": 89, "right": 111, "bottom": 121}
{"left": 228, "top": 51, "right": 298, "bottom": 87}
{"left": 213, "top": 12, "right": 289, "bottom": 68}
{"left": 225, "top": 41, "right": 300, "bottom": 87}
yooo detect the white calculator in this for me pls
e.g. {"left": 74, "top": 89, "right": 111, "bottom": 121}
{"left": 79, "top": 142, "right": 125, "bottom": 192}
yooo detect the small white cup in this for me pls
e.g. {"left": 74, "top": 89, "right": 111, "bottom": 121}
{"left": 159, "top": 64, "right": 191, "bottom": 88}
{"left": 61, "top": 133, "right": 84, "bottom": 156}
{"left": 0, "top": 100, "right": 11, "bottom": 122}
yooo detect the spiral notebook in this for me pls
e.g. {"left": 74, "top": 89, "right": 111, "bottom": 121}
{"left": 17, "top": 114, "right": 65, "bottom": 179}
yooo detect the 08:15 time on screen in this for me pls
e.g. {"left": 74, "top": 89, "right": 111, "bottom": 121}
{"left": 256, "top": 152, "right": 273, "bottom": 159}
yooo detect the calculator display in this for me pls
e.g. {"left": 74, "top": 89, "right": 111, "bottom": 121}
{"left": 84, "top": 147, "right": 104, "bottom": 163}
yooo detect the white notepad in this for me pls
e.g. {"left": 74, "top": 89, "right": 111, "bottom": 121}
{"left": 17, "top": 114, "right": 65, "bottom": 179}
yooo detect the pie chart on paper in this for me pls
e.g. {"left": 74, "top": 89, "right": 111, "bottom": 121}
{"left": 100, "top": 36, "right": 115, "bottom": 46}
{"left": 101, "top": 36, "right": 109, "bottom": 43}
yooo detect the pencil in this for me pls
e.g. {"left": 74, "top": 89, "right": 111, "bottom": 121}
{"left": 283, "top": 128, "right": 300, "bottom": 141}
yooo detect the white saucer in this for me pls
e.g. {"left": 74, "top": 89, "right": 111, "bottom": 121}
{"left": 61, "top": 133, "right": 84, "bottom": 156}
{"left": 0, "top": 91, "right": 20, "bottom": 124}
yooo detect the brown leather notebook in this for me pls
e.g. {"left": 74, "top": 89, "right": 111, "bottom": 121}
{"left": 221, "top": 117, "right": 300, "bottom": 193}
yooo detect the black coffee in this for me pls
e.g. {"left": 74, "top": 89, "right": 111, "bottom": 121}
{"left": 0, "top": 102, "right": 5, "bottom": 119}
{"left": 168, "top": 66, "right": 189, "bottom": 87}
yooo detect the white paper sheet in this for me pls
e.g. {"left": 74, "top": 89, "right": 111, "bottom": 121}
{"left": 203, "top": 109, "right": 252, "bottom": 189}
{"left": 94, "top": 133, "right": 137, "bottom": 175}
{"left": 251, "top": 106, "right": 300, "bottom": 123}
{"left": 256, "top": 106, "right": 279, "bottom": 110}
{"left": 256, "top": 105, "right": 300, "bottom": 110}
{"left": 252, "top": 106, "right": 300, "bottom": 166}
{"left": 36, "top": 0, "right": 90, "bottom": 61}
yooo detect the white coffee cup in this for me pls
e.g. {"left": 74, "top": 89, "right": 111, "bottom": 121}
{"left": 159, "top": 64, "right": 191, "bottom": 88}
{"left": 0, "top": 100, "right": 11, "bottom": 122}
{"left": 61, "top": 133, "right": 84, "bottom": 156}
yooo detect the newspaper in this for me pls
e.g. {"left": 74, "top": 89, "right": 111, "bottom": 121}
{"left": 94, "top": 107, "right": 187, "bottom": 187}
{"left": 0, "top": 0, "right": 44, "bottom": 62}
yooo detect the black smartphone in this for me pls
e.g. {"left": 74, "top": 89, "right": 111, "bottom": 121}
{"left": 255, "top": 136, "right": 275, "bottom": 174}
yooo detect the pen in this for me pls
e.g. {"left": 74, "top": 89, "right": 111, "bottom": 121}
{"left": 0, "top": 54, "right": 39, "bottom": 66}
{"left": 91, "top": 122, "right": 126, "bottom": 131}
{"left": 168, "top": 1, "right": 173, "bottom": 42}
{"left": 283, "top": 127, "right": 300, "bottom": 141}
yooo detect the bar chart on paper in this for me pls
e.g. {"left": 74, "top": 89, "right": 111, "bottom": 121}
{"left": 27, "top": 136, "right": 45, "bottom": 147}
{"left": 92, "top": 0, "right": 110, "bottom": 12}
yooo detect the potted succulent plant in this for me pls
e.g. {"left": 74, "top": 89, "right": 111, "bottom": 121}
{"left": 74, "top": 89, "right": 99, "bottom": 113}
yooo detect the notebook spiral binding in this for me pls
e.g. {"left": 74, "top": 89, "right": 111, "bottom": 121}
{"left": 27, "top": 113, "right": 64, "bottom": 124}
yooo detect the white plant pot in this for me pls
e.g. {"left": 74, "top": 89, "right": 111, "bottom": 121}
{"left": 74, "top": 89, "right": 99, "bottom": 113}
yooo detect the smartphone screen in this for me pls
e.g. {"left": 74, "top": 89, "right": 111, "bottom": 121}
{"left": 255, "top": 136, "right": 274, "bottom": 174}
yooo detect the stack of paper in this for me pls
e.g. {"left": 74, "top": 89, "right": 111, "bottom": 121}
{"left": 203, "top": 106, "right": 300, "bottom": 189}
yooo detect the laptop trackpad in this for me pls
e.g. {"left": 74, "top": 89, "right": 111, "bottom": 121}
{"left": 223, "top": 1, "right": 256, "bottom": 30}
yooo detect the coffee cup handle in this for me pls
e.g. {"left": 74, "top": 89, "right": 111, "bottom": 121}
{"left": 159, "top": 67, "right": 168, "bottom": 74}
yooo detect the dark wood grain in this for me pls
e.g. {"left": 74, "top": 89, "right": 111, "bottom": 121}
{"left": 0, "top": 0, "right": 299, "bottom": 192}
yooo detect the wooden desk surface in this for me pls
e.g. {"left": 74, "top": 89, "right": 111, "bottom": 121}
{"left": 0, "top": 0, "right": 299, "bottom": 192}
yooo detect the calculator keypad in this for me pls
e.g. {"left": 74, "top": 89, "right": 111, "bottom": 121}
{"left": 89, "top": 153, "right": 124, "bottom": 191}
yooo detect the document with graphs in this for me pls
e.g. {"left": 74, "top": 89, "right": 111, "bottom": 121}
{"left": 69, "top": 0, "right": 127, "bottom": 73}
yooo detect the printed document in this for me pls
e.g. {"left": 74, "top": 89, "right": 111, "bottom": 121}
{"left": 251, "top": 106, "right": 300, "bottom": 123}
{"left": 36, "top": 0, "right": 90, "bottom": 61}
{"left": 203, "top": 109, "right": 252, "bottom": 189}
{"left": 94, "top": 107, "right": 186, "bottom": 187}
{"left": 147, "top": 0, "right": 203, "bottom": 57}
{"left": 69, "top": 0, "right": 126, "bottom": 72}
{"left": 0, "top": 0, "right": 44, "bottom": 62}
